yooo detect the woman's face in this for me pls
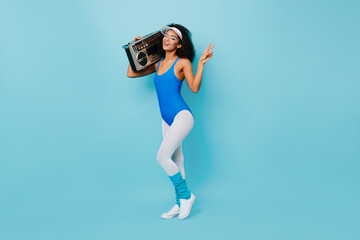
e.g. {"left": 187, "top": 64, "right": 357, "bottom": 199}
{"left": 162, "top": 29, "right": 182, "bottom": 51}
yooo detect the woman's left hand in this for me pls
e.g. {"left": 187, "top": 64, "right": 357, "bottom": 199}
{"left": 199, "top": 43, "right": 214, "bottom": 65}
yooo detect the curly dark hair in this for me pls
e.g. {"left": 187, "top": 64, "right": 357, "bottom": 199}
{"left": 159, "top": 23, "right": 196, "bottom": 62}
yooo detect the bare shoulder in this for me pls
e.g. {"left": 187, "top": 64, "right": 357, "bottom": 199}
{"left": 178, "top": 58, "right": 192, "bottom": 69}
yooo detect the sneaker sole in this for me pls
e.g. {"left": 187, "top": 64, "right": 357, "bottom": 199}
{"left": 161, "top": 213, "right": 179, "bottom": 219}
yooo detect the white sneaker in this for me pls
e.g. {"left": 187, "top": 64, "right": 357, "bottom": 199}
{"left": 178, "top": 193, "right": 196, "bottom": 220}
{"left": 160, "top": 204, "right": 180, "bottom": 219}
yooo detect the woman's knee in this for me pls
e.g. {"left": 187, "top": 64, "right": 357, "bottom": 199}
{"left": 157, "top": 149, "right": 169, "bottom": 165}
{"left": 173, "top": 151, "right": 184, "bottom": 164}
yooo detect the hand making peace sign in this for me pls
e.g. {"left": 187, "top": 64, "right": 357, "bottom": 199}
{"left": 199, "top": 43, "right": 214, "bottom": 65}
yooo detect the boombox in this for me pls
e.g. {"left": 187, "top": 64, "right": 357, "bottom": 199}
{"left": 123, "top": 31, "right": 163, "bottom": 72}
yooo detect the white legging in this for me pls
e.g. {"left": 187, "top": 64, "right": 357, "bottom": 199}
{"left": 157, "top": 110, "right": 194, "bottom": 177}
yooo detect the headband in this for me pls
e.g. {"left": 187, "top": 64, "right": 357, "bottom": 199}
{"left": 160, "top": 26, "right": 183, "bottom": 41}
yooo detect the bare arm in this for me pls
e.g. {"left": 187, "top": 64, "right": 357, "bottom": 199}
{"left": 127, "top": 63, "right": 157, "bottom": 78}
{"left": 183, "top": 43, "right": 214, "bottom": 93}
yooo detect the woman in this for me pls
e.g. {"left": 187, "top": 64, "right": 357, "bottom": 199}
{"left": 127, "top": 23, "right": 214, "bottom": 220}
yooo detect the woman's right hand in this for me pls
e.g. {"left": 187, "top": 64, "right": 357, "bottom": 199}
{"left": 133, "top": 36, "right": 143, "bottom": 42}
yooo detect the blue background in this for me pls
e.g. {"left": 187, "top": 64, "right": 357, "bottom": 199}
{"left": 1, "top": 0, "right": 359, "bottom": 239}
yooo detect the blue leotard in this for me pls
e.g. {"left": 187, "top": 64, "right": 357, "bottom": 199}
{"left": 154, "top": 57, "right": 193, "bottom": 126}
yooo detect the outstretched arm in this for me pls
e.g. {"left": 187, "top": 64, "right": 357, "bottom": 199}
{"left": 183, "top": 43, "right": 214, "bottom": 92}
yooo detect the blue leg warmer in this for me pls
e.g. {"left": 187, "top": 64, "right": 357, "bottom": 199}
{"left": 169, "top": 171, "right": 191, "bottom": 200}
